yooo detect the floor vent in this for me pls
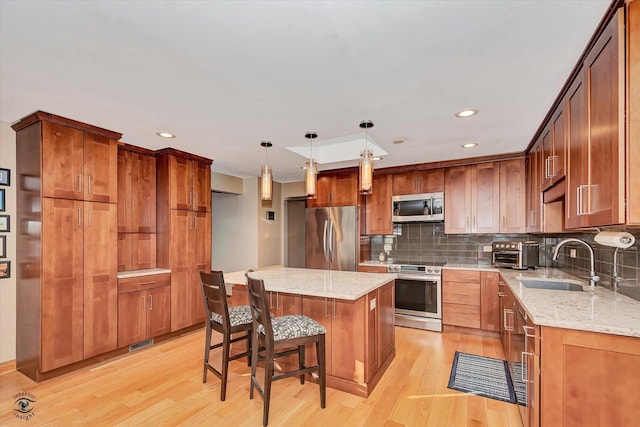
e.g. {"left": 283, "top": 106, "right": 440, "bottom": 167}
{"left": 129, "top": 338, "right": 154, "bottom": 352}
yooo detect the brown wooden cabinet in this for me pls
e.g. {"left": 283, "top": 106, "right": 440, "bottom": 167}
{"left": 443, "top": 270, "right": 500, "bottom": 332}
{"left": 499, "top": 158, "right": 526, "bottom": 233}
{"left": 364, "top": 173, "right": 392, "bottom": 235}
{"left": 117, "top": 274, "right": 171, "bottom": 347}
{"left": 526, "top": 140, "right": 543, "bottom": 233}
{"left": 157, "top": 149, "right": 211, "bottom": 212}
{"left": 307, "top": 171, "right": 358, "bottom": 207}
{"left": 117, "top": 146, "right": 156, "bottom": 233}
{"left": 117, "top": 233, "right": 157, "bottom": 271}
{"left": 542, "top": 104, "right": 566, "bottom": 190}
{"left": 480, "top": 272, "right": 500, "bottom": 332}
{"left": 392, "top": 169, "right": 444, "bottom": 195}
{"left": 13, "top": 112, "right": 122, "bottom": 381}
{"left": 445, "top": 163, "right": 500, "bottom": 234}
{"left": 566, "top": 10, "right": 625, "bottom": 228}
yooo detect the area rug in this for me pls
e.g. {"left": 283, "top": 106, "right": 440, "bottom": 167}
{"left": 447, "top": 351, "right": 522, "bottom": 405}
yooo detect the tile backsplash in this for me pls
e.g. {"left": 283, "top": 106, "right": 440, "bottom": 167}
{"left": 370, "top": 223, "right": 640, "bottom": 301}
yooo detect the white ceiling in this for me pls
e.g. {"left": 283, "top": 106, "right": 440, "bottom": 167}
{"left": 0, "top": 0, "right": 611, "bottom": 183}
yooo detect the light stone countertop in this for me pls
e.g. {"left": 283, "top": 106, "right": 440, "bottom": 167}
{"left": 117, "top": 268, "right": 172, "bottom": 279}
{"left": 224, "top": 267, "right": 397, "bottom": 301}
{"left": 498, "top": 267, "right": 640, "bottom": 338}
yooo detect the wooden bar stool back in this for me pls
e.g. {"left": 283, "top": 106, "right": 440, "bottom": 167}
{"left": 199, "top": 270, "right": 253, "bottom": 401}
{"left": 245, "top": 271, "right": 326, "bottom": 426}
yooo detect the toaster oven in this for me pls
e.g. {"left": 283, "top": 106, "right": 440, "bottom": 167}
{"left": 492, "top": 241, "right": 539, "bottom": 270}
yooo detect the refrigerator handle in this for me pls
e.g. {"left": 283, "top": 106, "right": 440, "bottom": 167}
{"left": 323, "top": 220, "right": 329, "bottom": 262}
{"left": 329, "top": 220, "right": 335, "bottom": 261}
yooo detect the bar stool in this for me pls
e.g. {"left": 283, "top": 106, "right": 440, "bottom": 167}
{"left": 245, "top": 271, "right": 326, "bottom": 426}
{"left": 199, "top": 270, "right": 253, "bottom": 401}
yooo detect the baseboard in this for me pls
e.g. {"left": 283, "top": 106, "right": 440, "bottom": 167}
{"left": 0, "top": 359, "right": 17, "bottom": 375}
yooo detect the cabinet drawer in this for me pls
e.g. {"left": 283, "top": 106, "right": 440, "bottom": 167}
{"left": 358, "top": 265, "right": 388, "bottom": 273}
{"left": 442, "top": 269, "right": 480, "bottom": 283}
{"left": 443, "top": 303, "right": 480, "bottom": 328}
{"left": 119, "top": 273, "right": 170, "bottom": 293}
{"left": 442, "top": 282, "right": 480, "bottom": 305}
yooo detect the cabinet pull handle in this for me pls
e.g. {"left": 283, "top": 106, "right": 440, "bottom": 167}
{"left": 189, "top": 191, "right": 193, "bottom": 207}
{"left": 332, "top": 299, "right": 336, "bottom": 319}
{"left": 504, "top": 309, "right": 514, "bottom": 331}
{"left": 545, "top": 156, "right": 551, "bottom": 179}
{"left": 523, "top": 324, "right": 535, "bottom": 338}
{"left": 466, "top": 216, "right": 470, "bottom": 230}
{"left": 270, "top": 292, "right": 273, "bottom": 309}
{"left": 522, "top": 351, "right": 534, "bottom": 382}
{"left": 195, "top": 192, "right": 198, "bottom": 209}
{"left": 452, "top": 292, "right": 469, "bottom": 296}
{"left": 87, "top": 208, "right": 91, "bottom": 227}
{"left": 502, "top": 215, "right": 506, "bottom": 229}
{"left": 276, "top": 292, "right": 280, "bottom": 310}
{"left": 142, "top": 295, "right": 146, "bottom": 312}
{"left": 78, "top": 175, "right": 82, "bottom": 193}
{"left": 324, "top": 297, "right": 329, "bottom": 318}
{"left": 88, "top": 175, "right": 92, "bottom": 194}
{"left": 77, "top": 208, "right": 82, "bottom": 227}
{"left": 498, "top": 292, "right": 505, "bottom": 297}
{"left": 138, "top": 281, "right": 156, "bottom": 286}
{"left": 149, "top": 295, "right": 153, "bottom": 310}
{"left": 473, "top": 216, "right": 477, "bottom": 231}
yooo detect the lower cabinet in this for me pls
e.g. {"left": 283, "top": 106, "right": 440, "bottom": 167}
{"left": 118, "top": 274, "right": 171, "bottom": 347}
{"left": 443, "top": 269, "right": 500, "bottom": 332}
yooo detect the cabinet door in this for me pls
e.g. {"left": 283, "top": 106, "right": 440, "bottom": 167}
{"left": 473, "top": 162, "right": 500, "bottom": 233}
{"left": 193, "top": 161, "right": 211, "bottom": 212}
{"left": 541, "top": 126, "right": 553, "bottom": 190}
{"left": 118, "top": 290, "right": 147, "bottom": 347}
{"left": 480, "top": 272, "right": 500, "bottom": 332}
{"left": 191, "top": 212, "right": 211, "bottom": 324}
{"left": 550, "top": 104, "right": 566, "bottom": 183}
{"left": 526, "top": 141, "right": 542, "bottom": 233}
{"left": 171, "top": 156, "right": 193, "bottom": 211}
{"left": 170, "top": 210, "right": 192, "bottom": 331}
{"left": 147, "top": 286, "right": 172, "bottom": 338}
{"left": 365, "top": 174, "right": 392, "bottom": 235}
{"left": 302, "top": 296, "right": 333, "bottom": 375}
{"left": 117, "top": 233, "right": 132, "bottom": 271}
{"left": 392, "top": 171, "right": 417, "bottom": 195}
{"left": 417, "top": 168, "right": 444, "bottom": 193}
{"left": 500, "top": 159, "right": 526, "bottom": 233}
{"left": 307, "top": 175, "right": 332, "bottom": 208}
{"left": 117, "top": 150, "right": 132, "bottom": 232}
{"left": 41, "top": 198, "right": 84, "bottom": 371}
{"left": 566, "top": 71, "right": 588, "bottom": 228}
{"left": 583, "top": 10, "right": 624, "bottom": 227}
{"left": 83, "top": 202, "right": 118, "bottom": 358}
{"left": 445, "top": 166, "right": 471, "bottom": 233}
{"left": 131, "top": 233, "right": 157, "bottom": 270}
{"left": 132, "top": 152, "right": 157, "bottom": 232}
{"left": 332, "top": 297, "right": 367, "bottom": 382}
{"left": 332, "top": 172, "right": 358, "bottom": 206}
{"left": 377, "top": 281, "right": 395, "bottom": 365}
{"left": 83, "top": 133, "right": 118, "bottom": 203}
{"left": 42, "top": 122, "right": 84, "bottom": 200}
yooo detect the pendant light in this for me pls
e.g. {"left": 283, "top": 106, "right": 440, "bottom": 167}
{"left": 260, "top": 141, "right": 273, "bottom": 201}
{"left": 359, "top": 120, "right": 374, "bottom": 195}
{"left": 304, "top": 131, "right": 318, "bottom": 198}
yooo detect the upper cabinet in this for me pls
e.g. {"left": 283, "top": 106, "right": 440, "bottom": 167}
{"left": 566, "top": 9, "right": 625, "bottom": 228}
{"left": 307, "top": 170, "right": 359, "bottom": 208}
{"left": 364, "top": 173, "right": 393, "bottom": 235}
{"left": 541, "top": 103, "right": 566, "bottom": 190}
{"left": 117, "top": 146, "right": 157, "bottom": 233}
{"left": 156, "top": 148, "right": 211, "bottom": 213}
{"left": 526, "top": 140, "right": 543, "bottom": 233}
{"left": 37, "top": 119, "right": 118, "bottom": 203}
{"left": 499, "top": 158, "right": 526, "bottom": 233}
{"left": 391, "top": 169, "right": 444, "bottom": 195}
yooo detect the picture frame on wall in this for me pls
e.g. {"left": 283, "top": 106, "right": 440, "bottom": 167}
{"left": 0, "top": 188, "right": 4, "bottom": 211}
{"left": 0, "top": 215, "right": 9, "bottom": 232}
{"left": 0, "top": 261, "right": 10, "bottom": 279}
{"left": 0, "top": 168, "right": 9, "bottom": 186}
{"left": 0, "top": 235, "right": 5, "bottom": 258}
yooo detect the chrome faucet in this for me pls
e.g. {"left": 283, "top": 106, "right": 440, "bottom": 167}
{"left": 552, "top": 238, "right": 600, "bottom": 287}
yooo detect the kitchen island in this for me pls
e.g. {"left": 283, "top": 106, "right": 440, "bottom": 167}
{"left": 224, "top": 267, "right": 396, "bottom": 397}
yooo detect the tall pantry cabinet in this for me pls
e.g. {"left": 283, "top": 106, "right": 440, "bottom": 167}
{"left": 13, "top": 112, "right": 120, "bottom": 381}
{"left": 156, "top": 148, "right": 212, "bottom": 331}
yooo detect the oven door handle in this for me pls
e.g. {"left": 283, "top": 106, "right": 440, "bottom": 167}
{"left": 396, "top": 274, "right": 440, "bottom": 282}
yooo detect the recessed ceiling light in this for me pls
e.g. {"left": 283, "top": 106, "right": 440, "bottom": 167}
{"left": 455, "top": 109, "right": 479, "bottom": 118}
{"left": 156, "top": 131, "right": 176, "bottom": 138}
{"left": 392, "top": 139, "right": 404, "bottom": 145}
{"left": 461, "top": 143, "right": 478, "bottom": 148}
{"left": 372, "top": 156, "right": 382, "bottom": 161}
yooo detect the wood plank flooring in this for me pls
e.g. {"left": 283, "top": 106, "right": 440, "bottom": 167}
{"left": 0, "top": 327, "right": 522, "bottom": 426}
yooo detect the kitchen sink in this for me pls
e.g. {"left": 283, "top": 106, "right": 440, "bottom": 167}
{"left": 518, "top": 279, "right": 584, "bottom": 291}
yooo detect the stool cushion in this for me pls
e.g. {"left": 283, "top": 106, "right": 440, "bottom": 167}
{"left": 260, "top": 315, "right": 326, "bottom": 341}
{"left": 211, "top": 305, "right": 253, "bottom": 327}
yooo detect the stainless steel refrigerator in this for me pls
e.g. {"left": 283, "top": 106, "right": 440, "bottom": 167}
{"left": 305, "top": 206, "right": 358, "bottom": 271}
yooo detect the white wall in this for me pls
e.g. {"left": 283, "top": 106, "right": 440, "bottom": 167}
{"left": 0, "top": 121, "right": 17, "bottom": 363}
{"left": 257, "top": 180, "right": 282, "bottom": 268}
{"left": 211, "top": 177, "right": 259, "bottom": 272}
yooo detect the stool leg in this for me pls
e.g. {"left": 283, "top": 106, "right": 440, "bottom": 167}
{"left": 203, "top": 323, "right": 212, "bottom": 383}
{"left": 250, "top": 331, "right": 258, "bottom": 400}
{"left": 317, "top": 334, "right": 326, "bottom": 409}
{"left": 247, "top": 331, "right": 252, "bottom": 366}
{"left": 263, "top": 351, "right": 274, "bottom": 426}
{"left": 221, "top": 331, "right": 230, "bottom": 401}
{"left": 298, "top": 345, "right": 305, "bottom": 384}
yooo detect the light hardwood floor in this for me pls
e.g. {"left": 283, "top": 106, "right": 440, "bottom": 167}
{"left": 0, "top": 327, "right": 522, "bottom": 426}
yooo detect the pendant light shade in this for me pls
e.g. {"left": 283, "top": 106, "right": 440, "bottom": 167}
{"left": 304, "top": 132, "right": 318, "bottom": 198}
{"left": 260, "top": 141, "right": 273, "bottom": 201}
{"left": 359, "top": 120, "right": 374, "bottom": 195}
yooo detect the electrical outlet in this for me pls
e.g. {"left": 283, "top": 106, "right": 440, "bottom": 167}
{"left": 570, "top": 249, "right": 577, "bottom": 258}
{"left": 483, "top": 245, "right": 493, "bottom": 253}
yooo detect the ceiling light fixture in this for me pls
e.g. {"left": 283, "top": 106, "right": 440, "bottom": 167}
{"left": 461, "top": 143, "right": 478, "bottom": 148}
{"left": 304, "top": 132, "right": 318, "bottom": 198}
{"left": 359, "top": 120, "right": 374, "bottom": 195}
{"left": 260, "top": 141, "right": 273, "bottom": 201}
{"left": 392, "top": 139, "right": 404, "bottom": 145}
{"left": 454, "top": 109, "right": 478, "bottom": 118}
{"left": 372, "top": 156, "right": 382, "bottom": 161}
{"left": 156, "top": 131, "right": 176, "bottom": 138}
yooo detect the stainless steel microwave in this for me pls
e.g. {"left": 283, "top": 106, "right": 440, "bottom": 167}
{"left": 392, "top": 192, "right": 444, "bottom": 222}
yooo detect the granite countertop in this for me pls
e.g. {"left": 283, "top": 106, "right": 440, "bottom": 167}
{"left": 224, "top": 267, "right": 397, "bottom": 300}
{"left": 117, "top": 268, "right": 172, "bottom": 279}
{"left": 499, "top": 267, "right": 640, "bottom": 338}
